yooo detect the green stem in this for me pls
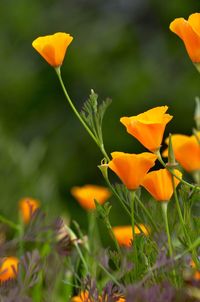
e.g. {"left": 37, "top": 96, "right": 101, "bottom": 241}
{"left": 65, "top": 225, "right": 89, "bottom": 274}
{"left": 161, "top": 203, "right": 173, "bottom": 257}
{"left": 135, "top": 195, "right": 159, "bottom": 234}
{"left": 161, "top": 202, "right": 178, "bottom": 286}
{"left": 130, "top": 191, "right": 135, "bottom": 239}
{"left": 98, "top": 262, "right": 121, "bottom": 287}
{"left": 0, "top": 214, "right": 20, "bottom": 231}
{"left": 172, "top": 176, "right": 200, "bottom": 269}
{"left": 156, "top": 150, "right": 200, "bottom": 191}
{"left": 102, "top": 174, "right": 131, "bottom": 218}
{"left": 55, "top": 67, "right": 110, "bottom": 162}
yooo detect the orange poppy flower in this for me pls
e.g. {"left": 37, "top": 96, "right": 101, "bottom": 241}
{"left": 163, "top": 134, "right": 200, "bottom": 172}
{"left": 142, "top": 168, "right": 182, "bottom": 202}
{"left": 120, "top": 106, "right": 173, "bottom": 152}
{"left": 32, "top": 32, "right": 73, "bottom": 67}
{"left": 0, "top": 257, "right": 19, "bottom": 282}
{"left": 108, "top": 152, "right": 157, "bottom": 190}
{"left": 112, "top": 225, "right": 149, "bottom": 247}
{"left": 19, "top": 197, "right": 40, "bottom": 224}
{"left": 71, "top": 185, "right": 111, "bottom": 211}
{"left": 170, "top": 13, "right": 200, "bottom": 63}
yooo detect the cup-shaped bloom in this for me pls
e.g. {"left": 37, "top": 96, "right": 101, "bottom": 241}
{"left": 0, "top": 257, "right": 19, "bottom": 282}
{"left": 163, "top": 134, "right": 200, "bottom": 172}
{"left": 32, "top": 32, "right": 73, "bottom": 67}
{"left": 71, "top": 185, "right": 111, "bottom": 211}
{"left": 112, "top": 225, "right": 149, "bottom": 247}
{"left": 108, "top": 152, "right": 157, "bottom": 190}
{"left": 170, "top": 13, "right": 200, "bottom": 63}
{"left": 120, "top": 106, "right": 173, "bottom": 152}
{"left": 19, "top": 197, "right": 40, "bottom": 224}
{"left": 142, "top": 168, "right": 182, "bottom": 202}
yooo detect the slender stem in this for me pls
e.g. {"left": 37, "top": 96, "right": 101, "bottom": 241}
{"left": 135, "top": 195, "right": 159, "bottom": 234}
{"left": 65, "top": 225, "right": 89, "bottom": 274}
{"left": 156, "top": 150, "right": 200, "bottom": 191}
{"left": 98, "top": 262, "right": 121, "bottom": 287}
{"left": 102, "top": 175, "right": 131, "bottom": 218}
{"left": 172, "top": 176, "right": 200, "bottom": 269}
{"left": 0, "top": 214, "right": 20, "bottom": 231}
{"left": 161, "top": 203, "right": 173, "bottom": 257}
{"left": 55, "top": 67, "right": 110, "bottom": 162}
{"left": 161, "top": 202, "right": 178, "bottom": 286}
{"left": 130, "top": 191, "right": 135, "bottom": 239}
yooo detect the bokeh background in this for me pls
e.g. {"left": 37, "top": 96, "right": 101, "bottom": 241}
{"left": 0, "top": 0, "right": 199, "bottom": 229}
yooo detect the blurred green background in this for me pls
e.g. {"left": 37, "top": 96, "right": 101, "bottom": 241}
{"left": 0, "top": 0, "right": 199, "bottom": 229}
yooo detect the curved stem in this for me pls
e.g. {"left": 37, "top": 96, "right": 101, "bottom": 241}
{"left": 135, "top": 195, "right": 160, "bottom": 234}
{"left": 156, "top": 150, "right": 200, "bottom": 191}
{"left": 55, "top": 67, "right": 110, "bottom": 162}
{"left": 172, "top": 176, "right": 200, "bottom": 269}
{"left": 0, "top": 214, "right": 20, "bottom": 231}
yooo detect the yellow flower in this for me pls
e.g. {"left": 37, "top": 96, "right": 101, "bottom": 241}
{"left": 0, "top": 257, "right": 19, "bottom": 282}
{"left": 142, "top": 168, "right": 182, "bottom": 202}
{"left": 112, "top": 225, "right": 149, "bottom": 247}
{"left": 32, "top": 32, "right": 73, "bottom": 67}
{"left": 19, "top": 197, "right": 40, "bottom": 224}
{"left": 170, "top": 13, "right": 200, "bottom": 63}
{"left": 120, "top": 106, "right": 173, "bottom": 152}
{"left": 108, "top": 152, "right": 157, "bottom": 190}
{"left": 71, "top": 185, "right": 111, "bottom": 211}
{"left": 163, "top": 133, "right": 200, "bottom": 172}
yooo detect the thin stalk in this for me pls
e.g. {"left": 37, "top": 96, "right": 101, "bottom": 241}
{"left": 98, "top": 262, "right": 121, "bottom": 287}
{"left": 172, "top": 176, "right": 200, "bottom": 269}
{"left": 102, "top": 175, "right": 131, "bottom": 218}
{"left": 135, "top": 195, "right": 160, "bottom": 234}
{"left": 65, "top": 225, "right": 89, "bottom": 274}
{"left": 0, "top": 214, "right": 20, "bottom": 231}
{"left": 156, "top": 150, "right": 200, "bottom": 191}
{"left": 161, "top": 203, "right": 178, "bottom": 287}
{"left": 130, "top": 191, "right": 135, "bottom": 239}
{"left": 55, "top": 67, "right": 110, "bottom": 162}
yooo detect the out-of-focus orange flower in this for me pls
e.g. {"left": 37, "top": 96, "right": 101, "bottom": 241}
{"left": 170, "top": 13, "right": 200, "bottom": 63}
{"left": 163, "top": 134, "right": 200, "bottom": 172}
{"left": 32, "top": 32, "right": 73, "bottom": 67}
{"left": 0, "top": 257, "right": 19, "bottom": 282}
{"left": 120, "top": 106, "right": 173, "bottom": 152}
{"left": 71, "top": 185, "right": 111, "bottom": 211}
{"left": 108, "top": 152, "right": 157, "bottom": 190}
{"left": 112, "top": 225, "right": 149, "bottom": 247}
{"left": 190, "top": 260, "right": 200, "bottom": 280}
{"left": 19, "top": 197, "right": 40, "bottom": 224}
{"left": 142, "top": 168, "right": 182, "bottom": 202}
{"left": 71, "top": 291, "right": 125, "bottom": 302}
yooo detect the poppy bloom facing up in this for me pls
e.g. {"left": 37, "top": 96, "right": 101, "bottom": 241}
{"left": 108, "top": 152, "right": 157, "bottom": 190}
{"left": 112, "top": 225, "right": 149, "bottom": 247}
{"left": 170, "top": 13, "right": 200, "bottom": 63}
{"left": 19, "top": 197, "right": 40, "bottom": 224}
{"left": 163, "top": 134, "right": 200, "bottom": 172}
{"left": 120, "top": 106, "right": 173, "bottom": 152}
{"left": 142, "top": 168, "right": 182, "bottom": 202}
{"left": 71, "top": 185, "right": 111, "bottom": 211}
{"left": 32, "top": 32, "right": 73, "bottom": 67}
{"left": 0, "top": 257, "right": 19, "bottom": 282}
